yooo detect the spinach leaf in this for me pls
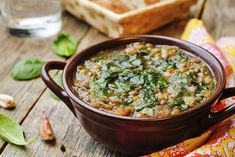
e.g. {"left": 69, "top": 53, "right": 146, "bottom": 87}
{"left": 0, "top": 114, "right": 36, "bottom": 145}
{"left": 143, "top": 72, "right": 167, "bottom": 89}
{"left": 52, "top": 33, "right": 78, "bottom": 58}
{"left": 92, "top": 80, "right": 109, "bottom": 98}
{"left": 11, "top": 58, "right": 44, "bottom": 80}
{"left": 135, "top": 88, "right": 157, "bottom": 111}
{"left": 49, "top": 72, "right": 63, "bottom": 100}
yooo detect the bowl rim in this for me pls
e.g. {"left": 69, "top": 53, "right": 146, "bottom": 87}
{"left": 62, "top": 35, "right": 226, "bottom": 122}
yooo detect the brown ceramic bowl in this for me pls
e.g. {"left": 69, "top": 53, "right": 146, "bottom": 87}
{"left": 41, "top": 35, "right": 235, "bottom": 156}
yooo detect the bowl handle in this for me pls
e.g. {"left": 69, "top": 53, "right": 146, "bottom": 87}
{"left": 202, "top": 87, "right": 235, "bottom": 128}
{"left": 41, "top": 61, "right": 76, "bottom": 117}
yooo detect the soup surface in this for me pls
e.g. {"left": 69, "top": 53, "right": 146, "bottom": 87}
{"left": 73, "top": 42, "right": 215, "bottom": 118}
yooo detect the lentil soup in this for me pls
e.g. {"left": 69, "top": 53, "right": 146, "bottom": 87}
{"left": 73, "top": 42, "right": 215, "bottom": 118}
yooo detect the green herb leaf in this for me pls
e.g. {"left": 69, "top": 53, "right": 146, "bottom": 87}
{"left": 49, "top": 72, "right": 63, "bottom": 100}
{"left": 52, "top": 33, "right": 78, "bottom": 58}
{"left": 11, "top": 58, "right": 44, "bottom": 80}
{"left": 0, "top": 114, "right": 36, "bottom": 145}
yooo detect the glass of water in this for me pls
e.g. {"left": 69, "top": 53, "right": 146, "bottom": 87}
{"left": 1, "top": 0, "right": 62, "bottom": 38}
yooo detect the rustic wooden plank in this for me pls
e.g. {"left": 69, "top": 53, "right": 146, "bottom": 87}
{"left": 77, "top": 28, "right": 109, "bottom": 52}
{"left": 0, "top": 90, "right": 125, "bottom": 157}
{"left": 202, "top": 0, "right": 235, "bottom": 39}
{"left": 0, "top": 89, "right": 121, "bottom": 157}
{"left": 0, "top": 12, "right": 89, "bottom": 149}
{"left": 0, "top": 28, "right": 124, "bottom": 157}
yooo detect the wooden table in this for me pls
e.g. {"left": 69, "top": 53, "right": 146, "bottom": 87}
{"left": 0, "top": 0, "right": 234, "bottom": 156}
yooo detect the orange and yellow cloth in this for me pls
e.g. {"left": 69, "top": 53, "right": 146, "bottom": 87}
{"left": 142, "top": 19, "right": 235, "bottom": 157}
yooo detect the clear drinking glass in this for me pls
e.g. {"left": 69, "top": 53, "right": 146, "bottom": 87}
{"left": 1, "top": 0, "right": 62, "bottom": 38}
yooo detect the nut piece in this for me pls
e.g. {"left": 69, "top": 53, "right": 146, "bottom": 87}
{"left": 40, "top": 112, "right": 55, "bottom": 141}
{"left": 0, "top": 94, "right": 16, "bottom": 109}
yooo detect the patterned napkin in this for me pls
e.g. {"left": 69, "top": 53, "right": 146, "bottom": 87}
{"left": 142, "top": 19, "right": 235, "bottom": 157}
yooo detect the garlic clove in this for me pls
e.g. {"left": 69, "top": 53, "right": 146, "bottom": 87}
{"left": 0, "top": 94, "right": 16, "bottom": 109}
{"left": 40, "top": 111, "right": 55, "bottom": 141}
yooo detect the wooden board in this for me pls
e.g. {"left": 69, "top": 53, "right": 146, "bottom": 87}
{"left": 0, "top": 28, "right": 124, "bottom": 157}
{"left": 0, "top": 12, "right": 89, "bottom": 150}
{"left": 1, "top": 0, "right": 235, "bottom": 156}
